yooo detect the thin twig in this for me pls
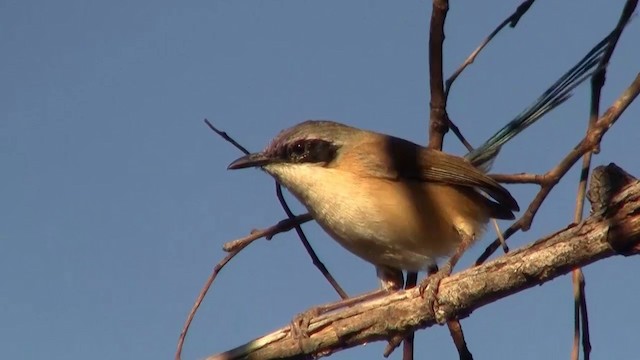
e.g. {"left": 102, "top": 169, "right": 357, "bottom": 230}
{"left": 571, "top": 269, "right": 585, "bottom": 360}
{"left": 204, "top": 119, "right": 250, "bottom": 155}
{"left": 446, "top": 116, "right": 474, "bottom": 152}
{"left": 205, "top": 120, "right": 347, "bottom": 298}
{"left": 222, "top": 213, "right": 313, "bottom": 252}
{"left": 177, "top": 121, "right": 259, "bottom": 360}
{"left": 445, "top": 0, "right": 536, "bottom": 149}
{"left": 275, "top": 184, "right": 349, "bottom": 299}
{"left": 445, "top": 0, "right": 535, "bottom": 101}
{"left": 492, "top": 218, "right": 510, "bottom": 253}
{"left": 579, "top": 276, "right": 591, "bottom": 360}
{"left": 490, "top": 172, "right": 545, "bottom": 184}
{"left": 176, "top": 242, "right": 249, "bottom": 360}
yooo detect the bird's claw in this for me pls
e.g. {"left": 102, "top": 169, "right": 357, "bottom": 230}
{"left": 290, "top": 307, "right": 321, "bottom": 339}
{"left": 419, "top": 270, "right": 448, "bottom": 323}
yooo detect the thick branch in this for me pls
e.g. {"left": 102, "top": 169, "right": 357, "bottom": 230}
{"left": 207, "top": 165, "right": 640, "bottom": 360}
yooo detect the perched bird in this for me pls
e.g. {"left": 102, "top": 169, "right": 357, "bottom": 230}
{"left": 228, "top": 120, "right": 517, "bottom": 288}
{"left": 227, "top": 35, "right": 609, "bottom": 290}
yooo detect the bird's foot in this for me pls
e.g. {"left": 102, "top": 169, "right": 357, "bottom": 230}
{"left": 419, "top": 264, "right": 452, "bottom": 323}
{"left": 290, "top": 307, "right": 322, "bottom": 339}
{"left": 289, "top": 290, "right": 387, "bottom": 339}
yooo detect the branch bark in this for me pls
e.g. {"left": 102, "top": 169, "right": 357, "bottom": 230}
{"left": 207, "top": 164, "right": 640, "bottom": 360}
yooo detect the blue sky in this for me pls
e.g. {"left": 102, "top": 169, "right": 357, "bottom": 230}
{"left": 2, "top": 1, "right": 638, "bottom": 359}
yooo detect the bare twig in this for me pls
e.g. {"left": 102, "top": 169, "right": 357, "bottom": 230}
{"left": 445, "top": 0, "right": 535, "bottom": 100}
{"left": 571, "top": 269, "right": 587, "bottom": 360}
{"left": 222, "top": 213, "right": 313, "bottom": 252}
{"left": 490, "top": 172, "right": 545, "bottom": 184}
{"left": 176, "top": 242, "right": 249, "bottom": 360}
{"left": 275, "top": 184, "right": 349, "bottom": 299}
{"left": 177, "top": 121, "right": 272, "bottom": 359}
{"left": 204, "top": 119, "right": 250, "bottom": 155}
{"left": 445, "top": 0, "right": 536, "bottom": 149}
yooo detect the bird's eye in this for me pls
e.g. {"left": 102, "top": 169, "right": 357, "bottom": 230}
{"left": 287, "top": 141, "right": 307, "bottom": 161}
{"left": 292, "top": 142, "right": 305, "bottom": 155}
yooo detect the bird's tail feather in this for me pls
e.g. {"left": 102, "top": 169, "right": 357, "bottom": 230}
{"left": 466, "top": 33, "right": 613, "bottom": 170}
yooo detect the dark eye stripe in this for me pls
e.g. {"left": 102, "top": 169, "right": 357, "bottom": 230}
{"left": 280, "top": 139, "right": 338, "bottom": 164}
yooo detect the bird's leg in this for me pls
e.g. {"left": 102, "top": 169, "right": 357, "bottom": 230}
{"left": 425, "top": 262, "right": 474, "bottom": 360}
{"left": 419, "top": 230, "right": 474, "bottom": 321}
{"left": 291, "top": 266, "right": 406, "bottom": 339}
{"left": 401, "top": 272, "right": 418, "bottom": 360}
{"left": 376, "top": 266, "right": 418, "bottom": 358}
{"left": 377, "top": 265, "right": 405, "bottom": 291}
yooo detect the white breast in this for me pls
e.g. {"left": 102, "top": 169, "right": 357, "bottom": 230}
{"left": 264, "top": 163, "right": 488, "bottom": 271}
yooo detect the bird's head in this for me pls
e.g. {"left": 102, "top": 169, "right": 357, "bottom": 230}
{"left": 227, "top": 120, "right": 362, "bottom": 176}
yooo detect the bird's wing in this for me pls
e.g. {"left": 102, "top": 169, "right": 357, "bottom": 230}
{"left": 351, "top": 136, "right": 519, "bottom": 212}
{"left": 416, "top": 148, "right": 520, "bottom": 213}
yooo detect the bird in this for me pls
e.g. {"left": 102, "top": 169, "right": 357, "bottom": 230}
{"left": 228, "top": 119, "right": 518, "bottom": 289}
{"left": 226, "top": 34, "right": 609, "bottom": 291}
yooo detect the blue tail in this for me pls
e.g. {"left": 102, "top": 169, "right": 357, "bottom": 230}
{"left": 465, "top": 34, "right": 612, "bottom": 169}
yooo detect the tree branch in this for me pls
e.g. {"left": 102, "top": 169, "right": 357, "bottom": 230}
{"left": 207, "top": 164, "right": 640, "bottom": 360}
{"left": 427, "top": 0, "right": 449, "bottom": 150}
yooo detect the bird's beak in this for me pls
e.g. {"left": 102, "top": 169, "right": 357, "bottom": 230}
{"left": 227, "top": 152, "right": 273, "bottom": 170}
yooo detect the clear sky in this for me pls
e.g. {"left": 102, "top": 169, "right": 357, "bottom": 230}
{"left": 2, "top": 1, "right": 638, "bottom": 359}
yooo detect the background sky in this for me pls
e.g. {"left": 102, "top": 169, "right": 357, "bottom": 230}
{"left": 2, "top": 1, "right": 639, "bottom": 359}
